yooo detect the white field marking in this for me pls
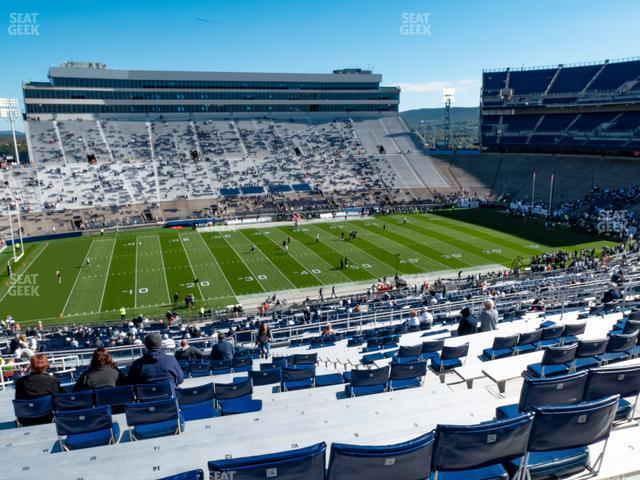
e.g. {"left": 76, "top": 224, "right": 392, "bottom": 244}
{"left": 219, "top": 233, "right": 267, "bottom": 292}
{"left": 62, "top": 239, "right": 95, "bottom": 315}
{"left": 235, "top": 231, "right": 297, "bottom": 290}
{"left": 134, "top": 238, "right": 139, "bottom": 308}
{"left": 192, "top": 231, "right": 237, "bottom": 297}
{"left": 98, "top": 238, "right": 117, "bottom": 312}
{"left": 154, "top": 236, "right": 172, "bottom": 305}
{"left": 259, "top": 230, "right": 325, "bottom": 284}
{"left": 178, "top": 233, "right": 206, "bottom": 300}
{"left": 0, "top": 242, "right": 49, "bottom": 304}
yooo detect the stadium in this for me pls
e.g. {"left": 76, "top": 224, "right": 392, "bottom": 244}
{"left": 1, "top": 2, "right": 640, "bottom": 479}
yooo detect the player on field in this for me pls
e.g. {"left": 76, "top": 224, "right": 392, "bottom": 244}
{"left": 56, "top": 270, "right": 61, "bottom": 284}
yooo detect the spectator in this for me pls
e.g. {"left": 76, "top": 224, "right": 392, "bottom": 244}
{"left": 418, "top": 307, "right": 433, "bottom": 329}
{"left": 255, "top": 322, "right": 272, "bottom": 359}
{"left": 210, "top": 332, "right": 235, "bottom": 361}
{"left": 161, "top": 334, "right": 176, "bottom": 351}
{"left": 602, "top": 283, "right": 623, "bottom": 304}
{"left": 405, "top": 310, "right": 420, "bottom": 329}
{"left": 478, "top": 299, "right": 499, "bottom": 332}
{"left": 14, "top": 353, "right": 62, "bottom": 400}
{"left": 457, "top": 307, "right": 478, "bottom": 336}
{"left": 73, "top": 347, "right": 126, "bottom": 391}
{"left": 321, "top": 323, "right": 336, "bottom": 336}
{"left": 126, "top": 333, "right": 184, "bottom": 386}
{"left": 174, "top": 339, "right": 205, "bottom": 361}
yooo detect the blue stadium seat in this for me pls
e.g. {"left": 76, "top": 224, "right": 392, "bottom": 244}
{"left": 482, "top": 335, "right": 518, "bottom": 360}
{"left": 584, "top": 365, "right": 640, "bottom": 422}
{"left": 394, "top": 344, "right": 423, "bottom": 363}
{"left": 526, "top": 344, "right": 577, "bottom": 378}
{"left": 232, "top": 357, "right": 253, "bottom": 372}
{"left": 496, "top": 371, "right": 588, "bottom": 420}
{"left": 596, "top": 332, "right": 638, "bottom": 364}
{"left": 211, "top": 360, "right": 232, "bottom": 375}
{"left": 157, "top": 469, "right": 204, "bottom": 480}
{"left": 433, "top": 414, "right": 534, "bottom": 480}
{"left": 514, "top": 330, "right": 542, "bottom": 355}
{"left": 345, "top": 366, "right": 389, "bottom": 397}
{"left": 431, "top": 343, "right": 469, "bottom": 373}
{"left": 136, "top": 382, "right": 174, "bottom": 401}
{"left": 281, "top": 367, "right": 316, "bottom": 391}
{"left": 326, "top": 431, "right": 435, "bottom": 480}
{"left": 573, "top": 339, "right": 607, "bottom": 371}
{"left": 176, "top": 383, "right": 217, "bottom": 421}
{"left": 249, "top": 368, "right": 282, "bottom": 386}
{"left": 208, "top": 442, "right": 326, "bottom": 480}
{"left": 534, "top": 325, "right": 565, "bottom": 348}
{"left": 389, "top": 360, "right": 427, "bottom": 391}
{"left": 214, "top": 378, "right": 253, "bottom": 404}
{"left": 507, "top": 395, "right": 619, "bottom": 479}
{"left": 95, "top": 385, "right": 135, "bottom": 414}
{"left": 189, "top": 361, "right": 211, "bottom": 378}
{"left": 315, "top": 373, "right": 345, "bottom": 387}
{"left": 420, "top": 339, "right": 445, "bottom": 362}
{"left": 13, "top": 395, "right": 54, "bottom": 427}
{"left": 219, "top": 398, "right": 263, "bottom": 416}
{"left": 561, "top": 322, "right": 586, "bottom": 344}
{"left": 291, "top": 353, "right": 317, "bottom": 366}
{"left": 125, "top": 398, "right": 184, "bottom": 441}
{"left": 54, "top": 391, "right": 94, "bottom": 411}
{"left": 54, "top": 406, "right": 120, "bottom": 450}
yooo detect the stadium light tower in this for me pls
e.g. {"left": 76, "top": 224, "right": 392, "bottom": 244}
{"left": 442, "top": 88, "right": 455, "bottom": 147}
{"left": 0, "top": 98, "right": 21, "bottom": 164}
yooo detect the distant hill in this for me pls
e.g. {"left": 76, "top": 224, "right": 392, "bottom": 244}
{"left": 401, "top": 107, "right": 479, "bottom": 128}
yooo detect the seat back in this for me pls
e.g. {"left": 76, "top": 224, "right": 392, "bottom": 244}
{"left": 13, "top": 395, "right": 53, "bottom": 424}
{"left": 623, "top": 320, "right": 640, "bottom": 334}
{"left": 249, "top": 368, "right": 282, "bottom": 386}
{"left": 176, "top": 383, "right": 215, "bottom": 407}
{"left": 563, "top": 322, "right": 587, "bottom": 337}
{"left": 390, "top": 361, "right": 427, "bottom": 381}
{"left": 282, "top": 367, "right": 316, "bottom": 382}
{"left": 398, "top": 344, "right": 422, "bottom": 358}
{"left": 529, "top": 395, "right": 619, "bottom": 452}
{"left": 541, "top": 343, "right": 578, "bottom": 366}
{"left": 576, "top": 339, "right": 608, "bottom": 357}
{"left": 54, "top": 391, "right": 94, "bottom": 411}
{"left": 158, "top": 469, "right": 204, "bottom": 480}
{"left": 441, "top": 343, "right": 469, "bottom": 360}
{"left": 492, "top": 335, "right": 519, "bottom": 350}
{"left": 214, "top": 378, "right": 253, "bottom": 401}
{"left": 606, "top": 332, "right": 638, "bottom": 352}
{"left": 136, "top": 382, "right": 174, "bottom": 401}
{"left": 232, "top": 357, "right": 253, "bottom": 371}
{"left": 95, "top": 385, "right": 135, "bottom": 412}
{"left": 54, "top": 405, "right": 113, "bottom": 436}
{"left": 434, "top": 414, "right": 534, "bottom": 471}
{"left": 210, "top": 360, "right": 232, "bottom": 373}
{"left": 208, "top": 442, "right": 326, "bottom": 480}
{"left": 327, "top": 432, "right": 434, "bottom": 480}
{"left": 292, "top": 353, "right": 317, "bottom": 366}
{"left": 518, "top": 329, "right": 542, "bottom": 346}
{"left": 271, "top": 357, "right": 288, "bottom": 368}
{"left": 189, "top": 362, "right": 211, "bottom": 376}
{"left": 422, "top": 339, "right": 445, "bottom": 354}
{"left": 125, "top": 398, "right": 180, "bottom": 427}
{"left": 350, "top": 366, "right": 390, "bottom": 387}
{"left": 541, "top": 325, "right": 564, "bottom": 340}
{"left": 519, "top": 371, "right": 588, "bottom": 412}
{"left": 584, "top": 365, "right": 640, "bottom": 400}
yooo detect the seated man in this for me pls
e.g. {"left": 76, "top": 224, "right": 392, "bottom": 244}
{"left": 457, "top": 307, "right": 478, "bottom": 336}
{"left": 418, "top": 307, "right": 433, "bottom": 328}
{"left": 127, "top": 333, "right": 184, "bottom": 386}
{"left": 210, "top": 332, "right": 235, "bottom": 361}
{"left": 174, "top": 339, "right": 205, "bottom": 362}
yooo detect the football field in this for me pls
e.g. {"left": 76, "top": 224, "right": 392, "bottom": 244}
{"left": 0, "top": 210, "right": 615, "bottom": 325}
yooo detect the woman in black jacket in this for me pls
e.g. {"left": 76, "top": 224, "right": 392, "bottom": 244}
{"left": 73, "top": 347, "right": 127, "bottom": 391}
{"left": 15, "top": 353, "right": 63, "bottom": 399}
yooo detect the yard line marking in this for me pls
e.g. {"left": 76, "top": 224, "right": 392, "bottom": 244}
{"left": 155, "top": 235, "right": 172, "bottom": 304}
{"left": 134, "top": 237, "right": 139, "bottom": 308}
{"left": 62, "top": 239, "right": 95, "bottom": 315}
{"left": 178, "top": 234, "right": 205, "bottom": 300}
{"left": 0, "top": 242, "right": 49, "bottom": 304}
{"left": 219, "top": 233, "right": 267, "bottom": 291}
{"left": 98, "top": 238, "right": 117, "bottom": 312}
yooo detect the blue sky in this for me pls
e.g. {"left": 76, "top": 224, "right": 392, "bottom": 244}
{"left": 1, "top": 0, "right": 639, "bottom": 130}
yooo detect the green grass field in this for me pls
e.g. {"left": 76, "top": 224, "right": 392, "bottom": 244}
{"left": 0, "top": 210, "right": 615, "bottom": 325}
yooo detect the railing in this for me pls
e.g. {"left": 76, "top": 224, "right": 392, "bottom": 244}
{"left": 0, "top": 355, "right": 81, "bottom": 391}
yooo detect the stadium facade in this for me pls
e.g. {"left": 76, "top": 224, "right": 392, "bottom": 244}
{"left": 23, "top": 63, "right": 400, "bottom": 117}
{"left": 480, "top": 57, "right": 640, "bottom": 156}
